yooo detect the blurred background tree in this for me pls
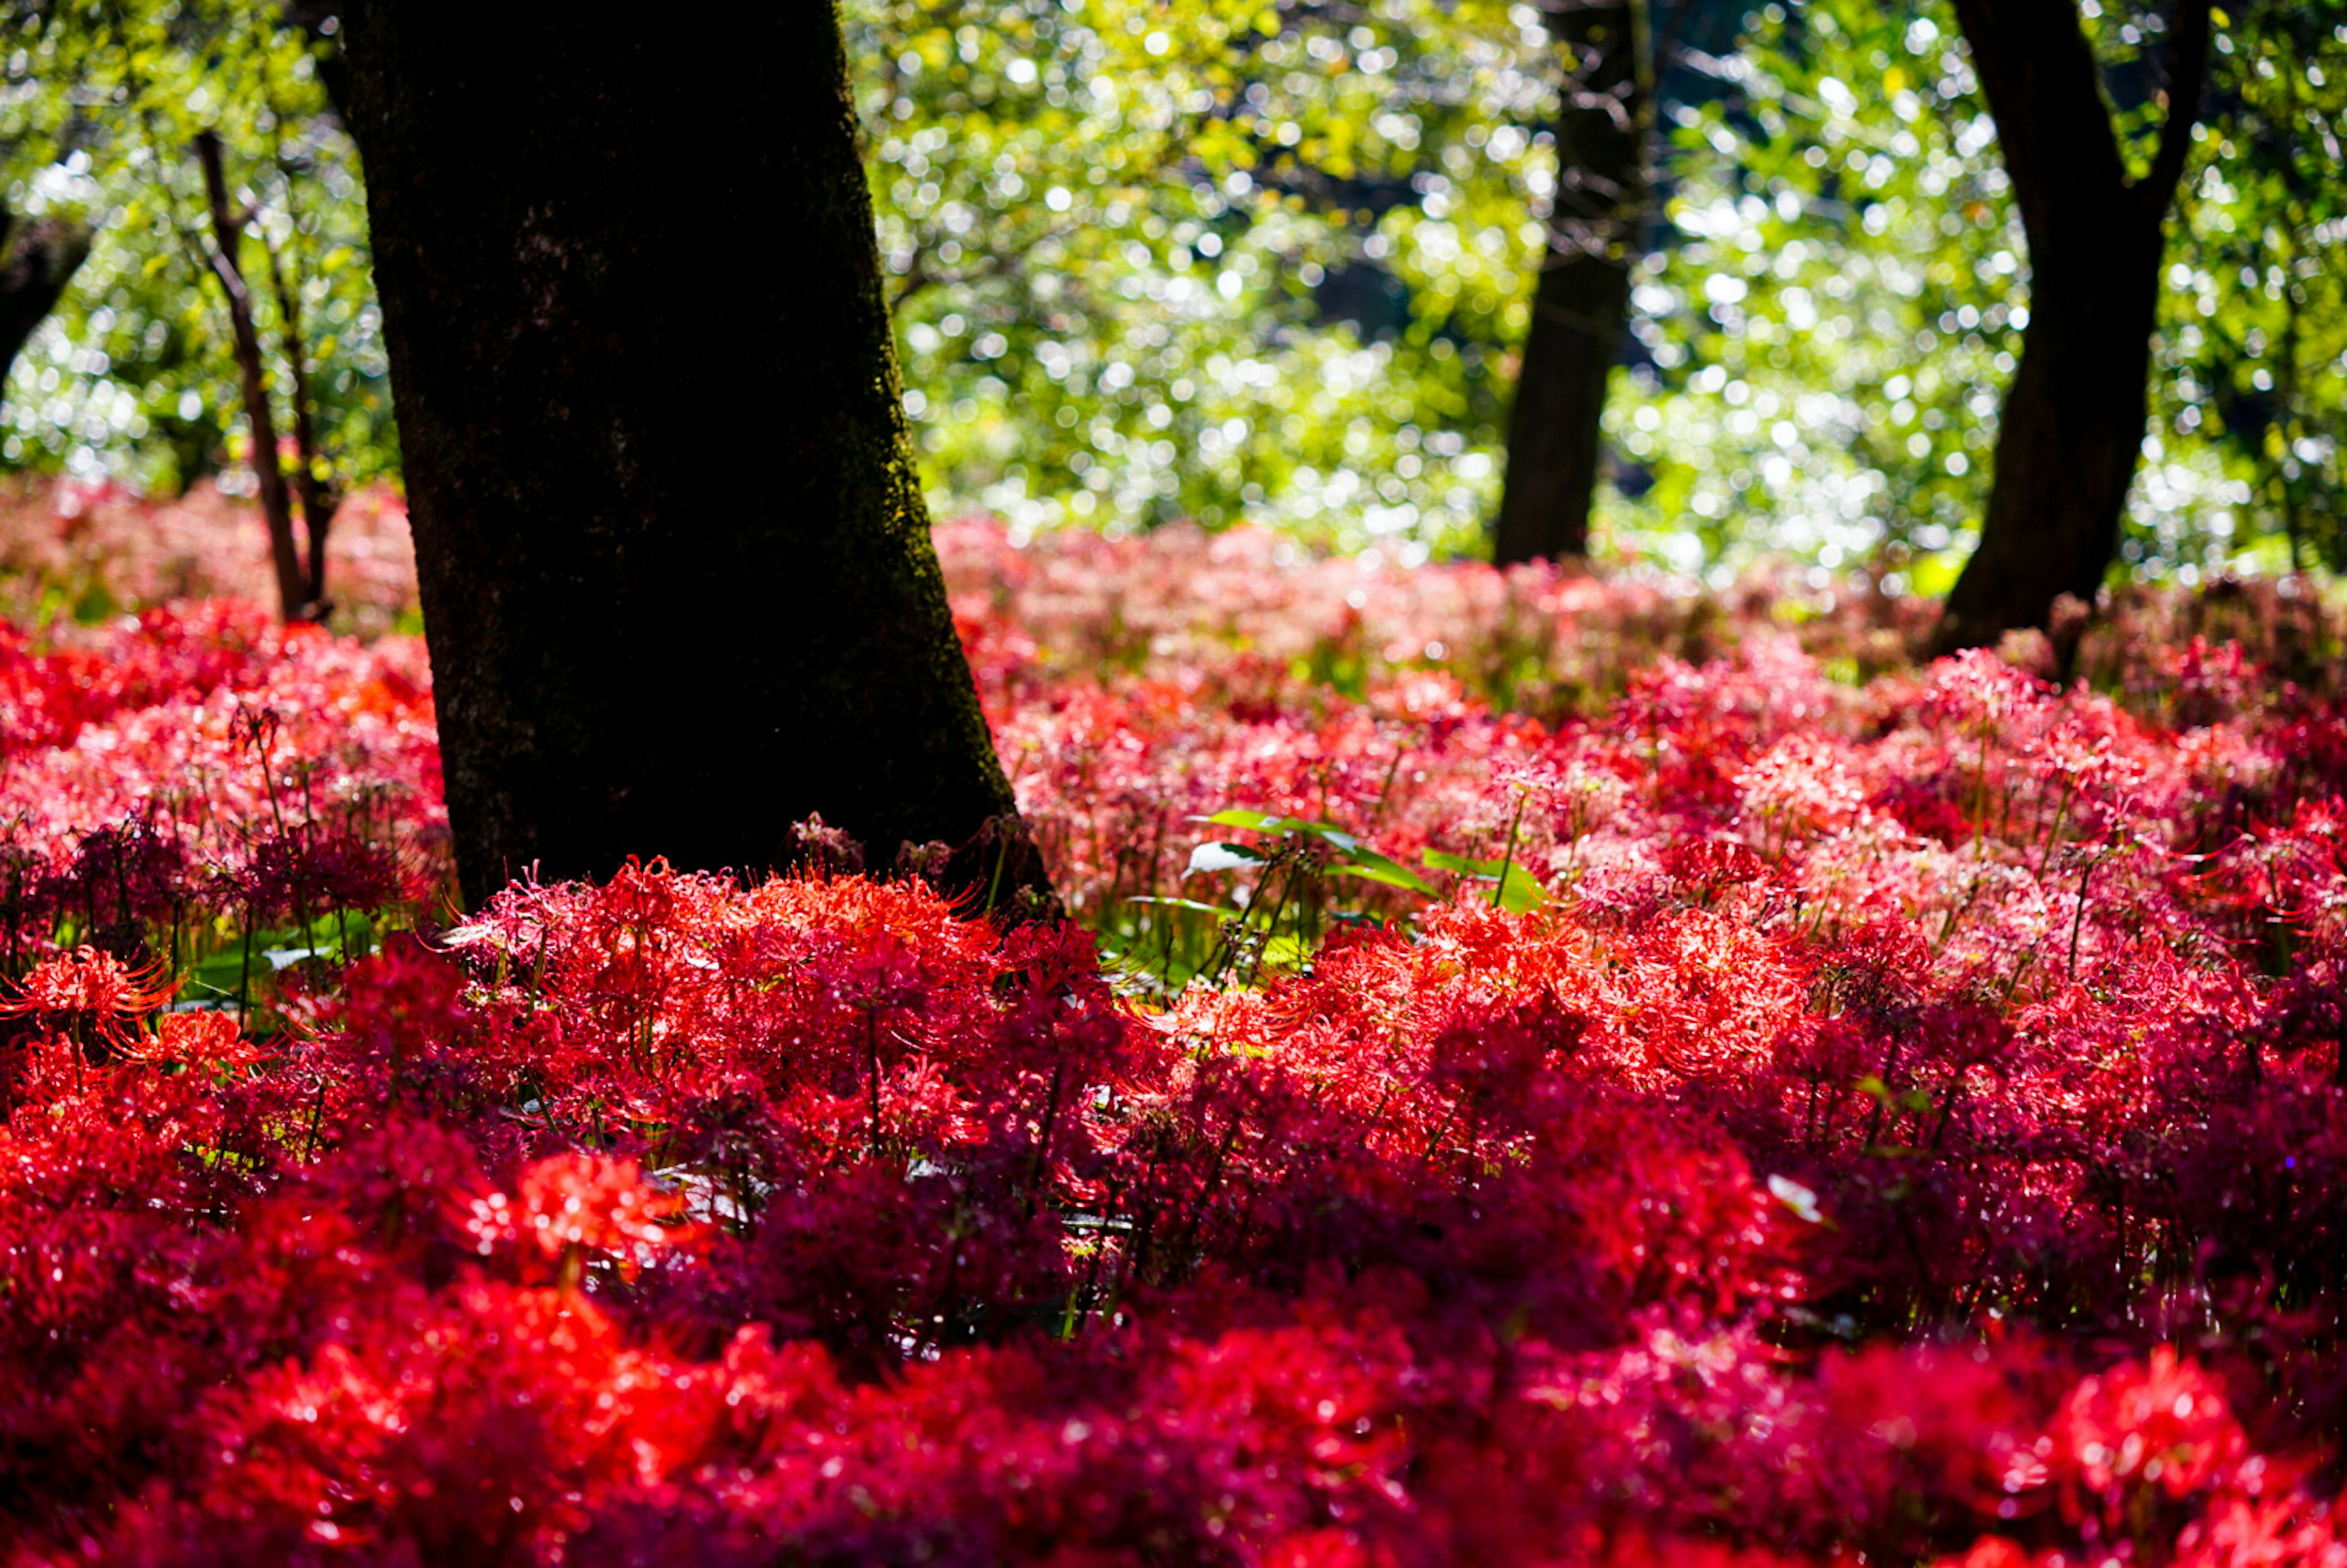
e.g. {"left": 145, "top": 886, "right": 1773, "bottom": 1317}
{"left": 843, "top": 0, "right": 2345, "bottom": 593}
{"left": 0, "top": 0, "right": 388, "bottom": 501}
{"left": 1928, "top": 0, "right": 2212, "bottom": 654}
{"left": 842, "top": 0, "right": 1532, "bottom": 555}
{"left": 2176, "top": 0, "right": 2347, "bottom": 573}
{"left": 1488, "top": 0, "right": 1716, "bottom": 568}
{"left": 0, "top": 212, "right": 88, "bottom": 392}
{"left": 0, "top": 0, "right": 2340, "bottom": 603}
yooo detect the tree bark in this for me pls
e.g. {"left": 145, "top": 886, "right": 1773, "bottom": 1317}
{"left": 0, "top": 211, "right": 89, "bottom": 406}
{"left": 339, "top": 2, "right": 1044, "bottom": 912}
{"left": 261, "top": 233, "right": 339, "bottom": 610}
{"left": 195, "top": 131, "right": 314, "bottom": 623}
{"left": 1934, "top": 0, "right": 2213, "bottom": 654}
{"left": 1493, "top": 0, "right": 1647, "bottom": 567}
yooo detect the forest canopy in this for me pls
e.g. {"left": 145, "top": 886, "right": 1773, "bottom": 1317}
{"left": 0, "top": 0, "right": 2341, "bottom": 590}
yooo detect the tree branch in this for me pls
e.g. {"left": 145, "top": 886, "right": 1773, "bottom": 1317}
{"left": 2137, "top": 0, "right": 2216, "bottom": 216}
{"left": 0, "top": 210, "right": 90, "bottom": 395}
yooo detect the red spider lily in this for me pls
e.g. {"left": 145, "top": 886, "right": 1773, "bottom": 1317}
{"left": 465, "top": 1151, "right": 701, "bottom": 1286}
{"left": 2054, "top": 1347, "right": 2250, "bottom": 1513}
{"left": 2, "top": 522, "right": 2347, "bottom": 1562}
{"left": 0, "top": 944, "right": 176, "bottom": 1056}
{"left": 153, "top": 1007, "right": 265, "bottom": 1075}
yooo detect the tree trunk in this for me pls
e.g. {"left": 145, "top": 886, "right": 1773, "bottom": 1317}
{"left": 339, "top": 2, "right": 1044, "bottom": 912}
{"left": 0, "top": 211, "right": 89, "bottom": 401}
{"left": 1493, "top": 0, "right": 1647, "bottom": 567}
{"left": 261, "top": 234, "right": 340, "bottom": 611}
{"left": 195, "top": 131, "right": 314, "bottom": 623}
{"left": 1934, "top": 0, "right": 2213, "bottom": 653}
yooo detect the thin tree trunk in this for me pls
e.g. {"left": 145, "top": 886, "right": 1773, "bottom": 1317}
{"left": 194, "top": 131, "right": 311, "bottom": 623}
{"left": 261, "top": 234, "right": 338, "bottom": 609}
{"left": 339, "top": 2, "right": 1049, "bottom": 912}
{"left": 0, "top": 212, "right": 89, "bottom": 395}
{"left": 2270, "top": 56, "right": 2309, "bottom": 575}
{"left": 1493, "top": 0, "right": 1647, "bottom": 566}
{"left": 1934, "top": 0, "right": 2214, "bottom": 654}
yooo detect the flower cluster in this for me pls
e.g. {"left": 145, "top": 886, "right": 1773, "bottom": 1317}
{"left": 0, "top": 515, "right": 2343, "bottom": 1563}
{"left": 0, "top": 596, "right": 439, "bottom": 1030}
{"left": 0, "top": 478, "right": 419, "bottom": 639}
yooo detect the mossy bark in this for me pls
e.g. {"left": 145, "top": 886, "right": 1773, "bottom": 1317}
{"left": 340, "top": 3, "right": 1038, "bottom": 909}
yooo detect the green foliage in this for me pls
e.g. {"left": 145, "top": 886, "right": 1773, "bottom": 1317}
{"left": 1202, "top": 806, "right": 1438, "bottom": 895}
{"left": 0, "top": 0, "right": 2334, "bottom": 592}
{"left": 1098, "top": 798, "right": 1574, "bottom": 994}
{"left": 844, "top": 0, "right": 1538, "bottom": 555}
{"left": 1422, "top": 848, "right": 1549, "bottom": 914}
{"left": 854, "top": 0, "right": 2347, "bottom": 583}
{"left": 1611, "top": 0, "right": 2019, "bottom": 585}
{"left": 853, "top": 0, "right": 2006, "bottom": 572}
{"left": 182, "top": 907, "right": 380, "bottom": 1017}
{"left": 1102, "top": 804, "right": 1433, "bottom": 993}
{"left": 2166, "top": 0, "right": 2347, "bottom": 572}
{"left": 1607, "top": 0, "right": 2333, "bottom": 587}
{"left": 0, "top": 1, "right": 391, "bottom": 492}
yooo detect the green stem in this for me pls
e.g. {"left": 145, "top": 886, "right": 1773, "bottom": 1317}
{"left": 866, "top": 1006, "right": 885, "bottom": 1159}
{"left": 1492, "top": 789, "right": 1530, "bottom": 910}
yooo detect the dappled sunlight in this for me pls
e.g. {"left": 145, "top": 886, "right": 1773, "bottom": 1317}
{"left": 0, "top": 532, "right": 2341, "bottom": 1559}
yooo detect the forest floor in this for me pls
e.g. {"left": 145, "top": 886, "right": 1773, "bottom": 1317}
{"left": 0, "top": 482, "right": 2344, "bottom": 1564}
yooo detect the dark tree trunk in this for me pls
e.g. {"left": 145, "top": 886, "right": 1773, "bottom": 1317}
{"left": 339, "top": 2, "right": 1042, "bottom": 911}
{"left": 1934, "top": 0, "right": 2213, "bottom": 654}
{"left": 0, "top": 211, "right": 89, "bottom": 398}
{"left": 195, "top": 131, "right": 315, "bottom": 623}
{"left": 261, "top": 235, "right": 340, "bottom": 611}
{"left": 1493, "top": 0, "right": 1647, "bottom": 567}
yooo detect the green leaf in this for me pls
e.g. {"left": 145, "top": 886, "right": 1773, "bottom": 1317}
{"left": 1123, "top": 895, "right": 1241, "bottom": 917}
{"left": 1328, "top": 853, "right": 1436, "bottom": 895}
{"left": 1262, "top": 933, "right": 1313, "bottom": 969}
{"left": 1422, "top": 849, "right": 1546, "bottom": 910}
{"left": 1423, "top": 849, "right": 1501, "bottom": 877}
{"left": 1205, "top": 807, "right": 1367, "bottom": 847}
{"left": 181, "top": 910, "right": 378, "bottom": 1000}
{"left": 1186, "top": 841, "right": 1267, "bottom": 876}
{"left": 1493, "top": 862, "right": 1549, "bottom": 915}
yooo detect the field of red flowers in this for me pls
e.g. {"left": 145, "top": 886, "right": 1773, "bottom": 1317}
{"left": 2, "top": 499, "right": 2346, "bottom": 1565}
